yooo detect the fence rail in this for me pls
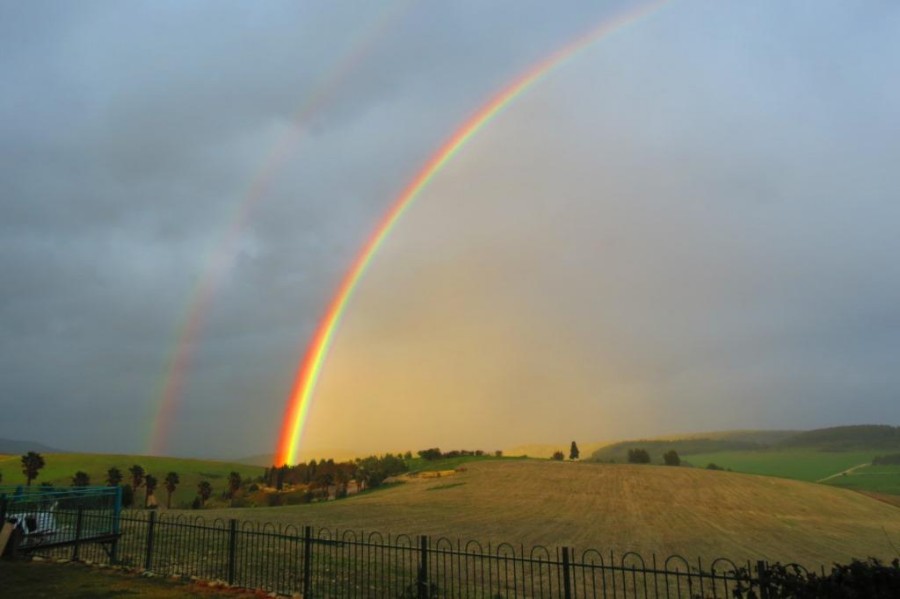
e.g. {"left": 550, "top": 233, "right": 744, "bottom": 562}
{"left": 15, "top": 509, "right": 792, "bottom": 598}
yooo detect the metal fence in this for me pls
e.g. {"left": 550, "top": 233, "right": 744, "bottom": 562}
{"left": 15, "top": 509, "right": 791, "bottom": 598}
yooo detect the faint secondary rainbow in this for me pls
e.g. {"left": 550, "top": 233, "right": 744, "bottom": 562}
{"left": 276, "top": 1, "right": 668, "bottom": 465}
{"left": 147, "top": 1, "right": 414, "bottom": 456}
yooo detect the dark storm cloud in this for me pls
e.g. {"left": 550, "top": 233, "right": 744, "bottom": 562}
{"left": 0, "top": 0, "right": 637, "bottom": 456}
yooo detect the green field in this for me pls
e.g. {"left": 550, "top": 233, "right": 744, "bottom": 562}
{"left": 684, "top": 450, "right": 877, "bottom": 483}
{"left": 823, "top": 464, "right": 900, "bottom": 495}
{"left": 0, "top": 453, "right": 264, "bottom": 508}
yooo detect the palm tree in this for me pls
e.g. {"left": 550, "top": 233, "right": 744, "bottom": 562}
{"left": 106, "top": 467, "right": 123, "bottom": 487}
{"left": 72, "top": 471, "right": 90, "bottom": 487}
{"left": 197, "top": 481, "right": 212, "bottom": 507}
{"left": 128, "top": 464, "right": 145, "bottom": 492}
{"left": 144, "top": 474, "right": 158, "bottom": 508}
{"left": 21, "top": 451, "right": 45, "bottom": 486}
{"left": 163, "top": 472, "right": 180, "bottom": 509}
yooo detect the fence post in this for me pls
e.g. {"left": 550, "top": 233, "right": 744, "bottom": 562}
{"left": 0, "top": 496, "right": 7, "bottom": 523}
{"left": 227, "top": 519, "right": 237, "bottom": 586}
{"left": 144, "top": 511, "right": 156, "bottom": 571}
{"left": 72, "top": 507, "right": 84, "bottom": 561}
{"left": 417, "top": 535, "right": 430, "bottom": 599}
{"left": 302, "top": 525, "right": 313, "bottom": 598}
{"left": 756, "top": 560, "right": 770, "bottom": 599}
{"left": 561, "top": 546, "right": 573, "bottom": 599}
{"left": 110, "top": 486, "right": 122, "bottom": 563}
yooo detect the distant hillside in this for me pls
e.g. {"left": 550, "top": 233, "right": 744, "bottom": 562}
{"left": 0, "top": 437, "right": 67, "bottom": 455}
{"left": 504, "top": 441, "right": 609, "bottom": 459}
{"left": 588, "top": 430, "right": 798, "bottom": 463}
{"left": 776, "top": 425, "right": 900, "bottom": 451}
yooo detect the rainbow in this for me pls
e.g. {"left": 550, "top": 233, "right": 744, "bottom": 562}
{"left": 275, "top": 1, "right": 668, "bottom": 466}
{"left": 147, "top": 1, "right": 413, "bottom": 456}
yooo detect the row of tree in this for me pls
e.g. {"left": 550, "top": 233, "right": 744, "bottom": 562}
{"left": 551, "top": 442, "right": 581, "bottom": 461}
{"left": 264, "top": 453, "right": 409, "bottom": 495}
{"left": 10, "top": 452, "right": 247, "bottom": 510}
{"left": 626, "top": 448, "right": 681, "bottom": 465}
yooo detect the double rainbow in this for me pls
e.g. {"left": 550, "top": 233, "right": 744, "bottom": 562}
{"left": 147, "top": 1, "right": 413, "bottom": 456}
{"left": 275, "top": 1, "right": 667, "bottom": 466}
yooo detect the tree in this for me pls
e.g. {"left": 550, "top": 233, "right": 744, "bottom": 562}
{"left": 21, "top": 451, "right": 45, "bottom": 486}
{"left": 569, "top": 441, "right": 580, "bottom": 460}
{"left": 627, "top": 448, "right": 651, "bottom": 464}
{"left": 72, "top": 471, "right": 90, "bottom": 487}
{"left": 197, "top": 481, "right": 212, "bottom": 507}
{"left": 145, "top": 474, "right": 158, "bottom": 508}
{"left": 417, "top": 448, "right": 442, "bottom": 461}
{"left": 227, "top": 471, "right": 242, "bottom": 506}
{"left": 663, "top": 450, "right": 680, "bottom": 466}
{"left": 551, "top": 451, "right": 564, "bottom": 461}
{"left": 128, "top": 464, "right": 145, "bottom": 492}
{"left": 164, "top": 472, "right": 180, "bottom": 509}
{"left": 106, "top": 467, "right": 123, "bottom": 487}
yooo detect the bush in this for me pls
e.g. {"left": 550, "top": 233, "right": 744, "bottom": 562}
{"left": 417, "top": 448, "right": 442, "bottom": 461}
{"left": 663, "top": 450, "right": 680, "bottom": 466}
{"left": 551, "top": 451, "right": 564, "bottom": 461}
{"left": 872, "top": 453, "right": 900, "bottom": 465}
{"left": 627, "top": 449, "right": 651, "bottom": 464}
{"left": 190, "top": 497, "right": 202, "bottom": 510}
{"left": 732, "top": 558, "right": 900, "bottom": 598}
{"left": 706, "top": 463, "right": 724, "bottom": 470}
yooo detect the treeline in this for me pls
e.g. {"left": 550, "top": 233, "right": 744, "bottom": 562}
{"left": 416, "top": 448, "right": 497, "bottom": 460}
{"left": 872, "top": 453, "right": 900, "bottom": 465}
{"left": 264, "top": 453, "right": 408, "bottom": 494}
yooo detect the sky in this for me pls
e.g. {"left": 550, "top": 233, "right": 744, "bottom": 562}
{"left": 2, "top": 1, "right": 899, "bottom": 460}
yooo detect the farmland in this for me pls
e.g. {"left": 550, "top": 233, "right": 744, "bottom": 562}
{"left": 682, "top": 450, "right": 879, "bottom": 482}
{"left": 194, "top": 460, "right": 900, "bottom": 567}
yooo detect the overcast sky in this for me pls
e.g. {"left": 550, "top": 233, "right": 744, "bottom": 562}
{"left": 2, "top": 1, "right": 899, "bottom": 460}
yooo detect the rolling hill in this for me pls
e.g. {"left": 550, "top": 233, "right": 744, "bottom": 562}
{"left": 198, "top": 460, "right": 900, "bottom": 567}
{"left": 0, "top": 438, "right": 68, "bottom": 454}
{"left": 588, "top": 430, "right": 799, "bottom": 462}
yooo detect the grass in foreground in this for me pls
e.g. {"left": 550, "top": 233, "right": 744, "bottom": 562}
{"left": 0, "top": 559, "right": 263, "bottom": 598}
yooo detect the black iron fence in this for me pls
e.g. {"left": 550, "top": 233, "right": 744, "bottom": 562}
{"left": 18, "top": 508, "right": 799, "bottom": 598}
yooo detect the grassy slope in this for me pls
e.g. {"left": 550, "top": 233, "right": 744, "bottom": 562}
{"left": 196, "top": 460, "right": 900, "bottom": 567}
{"left": 0, "top": 453, "right": 264, "bottom": 508}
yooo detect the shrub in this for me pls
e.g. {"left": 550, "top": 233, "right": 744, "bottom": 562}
{"left": 551, "top": 451, "right": 564, "bottom": 461}
{"left": 627, "top": 449, "right": 651, "bottom": 464}
{"left": 706, "top": 463, "right": 724, "bottom": 470}
{"left": 663, "top": 450, "right": 681, "bottom": 466}
{"left": 731, "top": 558, "right": 900, "bottom": 598}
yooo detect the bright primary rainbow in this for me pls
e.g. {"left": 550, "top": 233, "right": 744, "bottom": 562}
{"left": 275, "top": 1, "right": 668, "bottom": 466}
